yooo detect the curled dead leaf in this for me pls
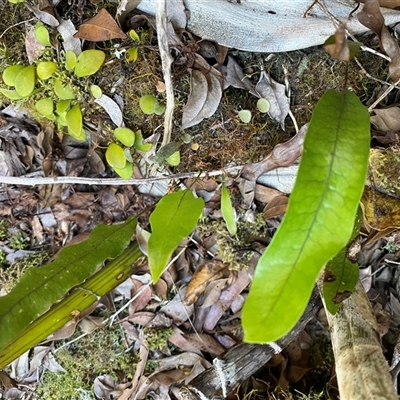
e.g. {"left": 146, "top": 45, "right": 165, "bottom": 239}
{"left": 182, "top": 69, "right": 223, "bottom": 129}
{"left": 75, "top": 9, "right": 126, "bottom": 41}
{"left": 182, "top": 260, "right": 228, "bottom": 306}
{"left": 358, "top": 0, "right": 400, "bottom": 81}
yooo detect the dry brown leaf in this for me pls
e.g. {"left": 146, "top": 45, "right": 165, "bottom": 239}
{"left": 75, "top": 8, "right": 126, "bottom": 41}
{"left": 182, "top": 69, "right": 223, "bottom": 129}
{"left": 371, "top": 107, "right": 400, "bottom": 131}
{"left": 222, "top": 56, "right": 257, "bottom": 95}
{"left": 263, "top": 195, "right": 288, "bottom": 220}
{"left": 254, "top": 185, "right": 283, "bottom": 203}
{"left": 182, "top": 333, "right": 225, "bottom": 355}
{"left": 324, "top": 24, "right": 351, "bottom": 61}
{"left": 182, "top": 259, "right": 228, "bottom": 306}
{"left": 358, "top": 0, "right": 400, "bottom": 81}
{"left": 242, "top": 123, "right": 308, "bottom": 181}
{"left": 255, "top": 69, "right": 290, "bottom": 130}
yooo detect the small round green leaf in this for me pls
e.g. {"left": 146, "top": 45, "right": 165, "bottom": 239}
{"left": 14, "top": 65, "right": 36, "bottom": 97}
{"left": 114, "top": 161, "right": 133, "bottom": 180}
{"left": 66, "top": 104, "right": 84, "bottom": 139}
{"left": 154, "top": 102, "right": 165, "bottom": 115}
{"left": 2, "top": 65, "right": 25, "bottom": 87}
{"left": 90, "top": 85, "right": 102, "bottom": 99}
{"left": 65, "top": 50, "right": 77, "bottom": 71}
{"left": 54, "top": 79, "right": 75, "bottom": 100}
{"left": 257, "top": 98, "right": 270, "bottom": 113}
{"left": 139, "top": 94, "right": 158, "bottom": 115}
{"left": 114, "top": 127, "right": 135, "bottom": 147}
{"left": 35, "top": 98, "right": 54, "bottom": 116}
{"left": 166, "top": 151, "right": 180, "bottom": 166}
{"left": 36, "top": 61, "right": 57, "bottom": 79}
{"left": 34, "top": 23, "right": 51, "bottom": 47}
{"left": 106, "top": 143, "right": 126, "bottom": 169}
{"left": 74, "top": 50, "right": 106, "bottom": 78}
{"left": 238, "top": 109, "right": 252, "bottom": 123}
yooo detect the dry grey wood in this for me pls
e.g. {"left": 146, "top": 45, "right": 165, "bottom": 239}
{"left": 179, "top": 295, "right": 322, "bottom": 399}
{"left": 324, "top": 280, "right": 397, "bottom": 400}
{"left": 137, "top": 0, "right": 400, "bottom": 53}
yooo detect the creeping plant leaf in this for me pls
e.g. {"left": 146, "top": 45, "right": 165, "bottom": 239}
{"left": 242, "top": 89, "right": 370, "bottom": 342}
{"left": 74, "top": 49, "right": 106, "bottom": 77}
{"left": 148, "top": 190, "right": 204, "bottom": 283}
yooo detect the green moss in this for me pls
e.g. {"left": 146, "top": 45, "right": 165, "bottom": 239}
{"left": 36, "top": 326, "right": 137, "bottom": 400}
{"left": 145, "top": 327, "right": 174, "bottom": 352}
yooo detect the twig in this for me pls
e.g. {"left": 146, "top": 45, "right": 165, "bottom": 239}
{"left": 0, "top": 18, "right": 35, "bottom": 40}
{"left": 155, "top": 0, "right": 174, "bottom": 148}
{"left": 368, "top": 77, "right": 400, "bottom": 111}
{"left": 0, "top": 166, "right": 243, "bottom": 186}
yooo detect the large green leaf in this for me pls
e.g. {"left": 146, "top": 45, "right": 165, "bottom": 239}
{"left": 0, "top": 242, "right": 141, "bottom": 369}
{"left": 322, "top": 207, "right": 362, "bottom": 314}
{"left": 242, "top": 89, "right": 370, "bottom": 343}
{"left": 148, "top": 190, "right": 204, "bottom": 282}
{"left": 0, "top": 217, "right": 137, "bottom": 353}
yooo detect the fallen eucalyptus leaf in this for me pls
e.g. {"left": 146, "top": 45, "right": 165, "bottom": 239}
{"left": 182, "top": 69, "right": 222, "bottom": 129}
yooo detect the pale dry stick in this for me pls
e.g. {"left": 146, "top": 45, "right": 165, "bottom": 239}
{"left": 0, "top": 18, "right": 35, "bottom": 40}
{"left": 368, "top": 77, "right": 400, "bottom": 111}
{"left": 354, "top": 57, "right": 396, "bottom": 88}
{"left": 155, "top": 0, "right": 174, "bottom": 148}
{"left": 321, "top": 280, "right": 398, "bottom": 400}
{"left": 0, "top": 165, "right": 244, "bottom": 186}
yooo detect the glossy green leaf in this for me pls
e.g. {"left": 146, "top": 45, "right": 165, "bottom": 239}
{"left": 74, "top": 49, "right": 105, "bottom": 78}
{"left": 65, "top": 50, "right": 77, "bottom": 71}
{"left": 166, "top": 151, "right": 180, "bottom": 166}
{"left": 54, "top": 79, "right": 75, "bottom": 100}
{"left": 36, "top": 61, "right": 57, "bottom": 79}
{"left": 322, "top": 207, "right": 362, "bottom": 314}
{"left": 148, "top": 190, "right": 204, "bottom": 283}
{"left": 106, "top": 143, "right": 126, "bottom": 169}
{"left": 134, "top": 130, "right": 152, "bottom": 152}
{"left": 114, "top": 127, "right": 135, "bottom": 147}
{"left": 154, "top": 102, "right": 165, "bottom": 115}
{"left": 129, "top": 29, "right": 140, "bottom": 42}
{"left": 0, "top": 89, "right": 23, "bottom": 100}
{"left": 221, "top": 183, "right": 237, "bottom": 236}
{"left": 66, "top": 103, "right": 85, "bottom": 140}
{"left": 114, "top": 161, "right": 133, "bottom": 179}
{"left": 139, "top": 94, "right": 158, "bottom": 114}
{"left": 56, "top": 100, "right": 71, "bottom": 113}
{"left": 0, "top": 217, "right": 138, "bottom": 354}
{"left": 0, "top": 241, "right": 141, "bottom": 369}
{"left": 2, "top": 65, "right": 25, "bottom": 86}
{"left": 242, "top": 89, "right": 370, "bottom": 343}
{"left": 14, "top": 65, "right": 35, "bottom": 97}
{"left": 34, "top": 22, "right": 51, "bottom": 46}
{"left": 35, "top": 97, "right": 54, "bottom": 116}
{"left": 90, "top": 84, "right": 102, "bottom": 99}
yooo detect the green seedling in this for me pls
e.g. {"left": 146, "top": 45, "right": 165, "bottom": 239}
{"left": 139, "top": 94, "right": 165, "bottom": 115}
{"left": 238, "top": 109, "right": 252, "bottom": 123}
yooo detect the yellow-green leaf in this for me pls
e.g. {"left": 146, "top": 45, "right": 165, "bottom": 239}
{"left": 66, "top": 103, "right": 84, "bottom": 140}
{"left": 106, "top": 143, "right": 126, "bottom": 169}
{"left": 54, "top": 79, "right": 75, "bottom": 100}
{"left": 35, "top": 98, "right": 54, "bottom": 116}
{"left": 14, "top": 65, "right": 35, "bottom": 97}
{"left": 36, "top": 61, "right": 57, "bottom": 79}
{"left": 114, "top": 161, "right": 133, "bottom": 179}
{"left": 114, "top": 127, "right": 135, "bottom": 147}
{"left": 34, "top": 22, "right": 51, "bottom": 47}
{"left": 2, "top": 65, "right": 25, "bottom": 87}
{"left": 74, "top": 50, "right": 106, "bottom": 78}
{"left": 221, "top": 183, "right": 237, "bottom": 236}
{"left": 65, "top": 50, "right": 77, "bottom": 71}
